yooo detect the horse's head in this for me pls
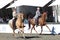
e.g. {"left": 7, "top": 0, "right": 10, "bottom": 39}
{"left": 17, "top": 13, "right": 24, "bottom": 20}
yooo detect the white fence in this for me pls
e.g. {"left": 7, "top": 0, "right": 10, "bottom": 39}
{"left": 0, "top": 24, "right": 60, "bottom": 34}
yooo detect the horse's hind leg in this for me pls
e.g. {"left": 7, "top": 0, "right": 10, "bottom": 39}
{"left": 45, "top": 24, "right": 51, "bottom": 32}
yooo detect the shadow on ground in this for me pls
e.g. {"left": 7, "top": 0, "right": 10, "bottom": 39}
{"left": 16, "top": 36, "right": 40, "bottom": 39}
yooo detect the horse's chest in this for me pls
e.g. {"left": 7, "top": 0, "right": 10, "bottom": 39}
{"left": 16, "top": 19, "right": 22, "bottom": 24}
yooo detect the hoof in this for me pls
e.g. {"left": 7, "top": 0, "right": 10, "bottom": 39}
{"left": 23, "top": 26, "right": 25, "bottom": 27}
{"left": 50, "top": 30, "right": 51, "bottom": 32}
{"left": 28, "top": 28, "right": 30, "bottom": 30}
{"left": 18, "top": 31, "right": 19, "bottom": 34}
{"left": 39, "top": 33, "right": 42, "bottom": 35}
{"left": 12, "top": 34, "right": 16, "bottom": 37}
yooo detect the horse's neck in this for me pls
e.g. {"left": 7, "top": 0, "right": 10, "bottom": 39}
{"left": 42, "top": 15, "right": 46, "bottom": 21}
{"left": 17, "top": 18, "right": 22, "bottom": 21}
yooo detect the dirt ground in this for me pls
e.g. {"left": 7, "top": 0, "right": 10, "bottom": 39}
{"left": 0, "top": 33, "right": 60, "bottom": 40}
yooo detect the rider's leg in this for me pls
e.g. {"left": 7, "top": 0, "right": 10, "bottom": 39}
{"left": 36, "top": 18, "right": 38, "bottom": 27}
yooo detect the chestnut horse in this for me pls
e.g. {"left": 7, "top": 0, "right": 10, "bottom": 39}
{"left": 8, "top": 13, "right": 25, "bottom": 38}
{"left": 28, "top": 11, "right": 51, "bottom": 34}
{"left": 38, "top": 11, "right": 51, "bottom": 34}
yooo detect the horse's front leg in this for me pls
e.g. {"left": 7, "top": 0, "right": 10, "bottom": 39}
{"left": 31, "top": 25, "right": 38, "bottom": 33}
{"left": 45, "top": 24, "right": 51, "bottom": 32}
{"left": 17, "top": 28, "right": 25, "bottom": 38}
{"left": 40, "top": 26, "right": 43, "bottom": 34}
{"left": 13, "top": 30, "right": 16, "bottom": 37}
{"left": 31, "top": 26, "right": 33, "bottom": 33}
{"left": 21, "top": 28, "right": 25, "bottom": 38}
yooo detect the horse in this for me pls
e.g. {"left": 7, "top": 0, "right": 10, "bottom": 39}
{"left": 28, "top": 11, "right": 51, "bottom": 34}
{"left": 8, "top": 12, "right": 25, "bottom": 38}
{"left": 28, "top": 13, "right": 38, "bottom": 33}
{"left": 38, "top": 11, "right": 51, "bottom": 34}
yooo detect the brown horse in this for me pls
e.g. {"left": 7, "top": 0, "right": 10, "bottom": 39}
{"left": 8, "top": 12, "right": 25, "bottom": 38}
{"left": 28, "top": 14, "right": 38, "bottom": 33}
{"left": 28, "top": 11, "right": 51, "bottom": 34}
{"left": 28, "top": 18, "right": 38, "bottom": 33}
{"left": 38, "top": 11, "right": 51, "bottom": 34}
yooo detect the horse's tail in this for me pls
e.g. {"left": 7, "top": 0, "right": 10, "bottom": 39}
{"left": 8, "top": 19, "right": 12, "bottom": 25}
{"left": 8, "top": 19, "right": 13, "bottom": 29}
{"left": 28, "top": 19, "right": 31, "bottom": 30}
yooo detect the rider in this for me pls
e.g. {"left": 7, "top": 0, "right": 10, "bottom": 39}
{"left": 12, "top": 8, "right": 17, "bottom": 19}
{"left": 12, "top": 8, "right": 17, "bottom": 27}
{"left": 33, "top": 7, "right": 41, "bottom": 26}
